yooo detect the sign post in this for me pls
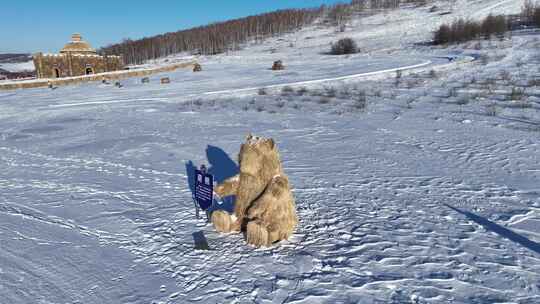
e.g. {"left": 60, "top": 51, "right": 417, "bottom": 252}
{"left": 194, "top": 165, "right": 214, "bottom": 220}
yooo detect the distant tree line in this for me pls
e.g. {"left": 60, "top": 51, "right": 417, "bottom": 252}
{"left": 100, "top": 1, "right": 426, "bottom": 65}
{"left": 522, "top": 0, "right": 540, "bottom": 27}
{"left": 434, "top": 0, "right": 540, "bottom": 45}
{"left": 0, "top": 69, "right": 35, "bottom": 80}
{"left": 100, "top": 8, "right": 323, "bottom": 64}
{"left": 434, "top": 15, "right": 508, "bottom": 44}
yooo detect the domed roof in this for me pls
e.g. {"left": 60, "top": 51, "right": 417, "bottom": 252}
{"left": 60, "top": 33, "right": 96, "bottom": 54}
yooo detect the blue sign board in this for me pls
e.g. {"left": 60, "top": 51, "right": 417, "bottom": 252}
{"left": 195, "top": 168, "right": 213, "bottom": 211}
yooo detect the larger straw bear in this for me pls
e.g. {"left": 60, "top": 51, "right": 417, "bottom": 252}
{"left": 211, "top": 135, "right": 298, "bottom": 247}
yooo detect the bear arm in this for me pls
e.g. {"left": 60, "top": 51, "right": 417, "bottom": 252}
{"left": 215, "top": 175, "right": 240, "bottom": 197}
{"left": 234, "top": 172, "right": 266, "bottom": 220}
{"left": 247, "top": 175, "right": 286, "bottom": 221}
{"left": 246, "top": 188, "right": 274, "bottom": 220}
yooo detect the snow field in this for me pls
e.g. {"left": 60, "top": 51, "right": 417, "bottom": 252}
{"left": 1, "top": 1, "right": 539, "bottom": 303}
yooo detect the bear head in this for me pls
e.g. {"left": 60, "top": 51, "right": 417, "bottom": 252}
{"left": 238, "top": 134, "right": 283, "bottom": 181}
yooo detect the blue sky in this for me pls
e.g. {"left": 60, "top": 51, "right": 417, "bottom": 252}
{"left": 0, "top": 0, "right": 346, "bottom": 53}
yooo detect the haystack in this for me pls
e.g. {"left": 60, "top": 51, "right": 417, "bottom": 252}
{"left": 160, "top": 77, "right": 171, "bottom": 84}
{"left": 272, "top": 60, "right": 285, "bottom": 71}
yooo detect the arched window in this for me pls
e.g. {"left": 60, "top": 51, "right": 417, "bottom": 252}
{"left": 53, "top": 68, "right": 61, "bottom": 78}
{"left": 85, "top": 67, "right": 94, "bottom": 75}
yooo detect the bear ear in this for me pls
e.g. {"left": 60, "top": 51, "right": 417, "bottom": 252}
{"left": 246, "top": 133, "right": 253, "bottom": 141}
{"left": 239, "top": 143, "right": 246, "bottom": 155}
{"left": 267, "top": 138, "right": 275, "bottom": 150}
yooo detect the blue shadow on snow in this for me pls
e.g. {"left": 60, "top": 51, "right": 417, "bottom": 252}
{"left": 444, "top": 204, "right": 540, "bottom": 255}
{"left": 185, "top": 145, "right": 239, "bottom": 215}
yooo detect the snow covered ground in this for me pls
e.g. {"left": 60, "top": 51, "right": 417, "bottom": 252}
{"left": 1, "top": 1, "right": 539, "bottom": 303}
{"left": 0, "top": 61, "right": 35, "bottom": 73}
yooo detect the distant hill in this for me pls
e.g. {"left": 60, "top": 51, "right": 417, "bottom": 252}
{"left": 0, "top": 53, "right": 32, "bottom": 64}
{"left": 0, "top": 53, "right": 35, "bottom": 79}
{"left": 100, "top": 1, "right": 373, "bottom": 65}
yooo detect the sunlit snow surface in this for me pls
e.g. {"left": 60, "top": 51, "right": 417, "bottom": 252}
{"left": 0, "top": 61, "right": 35, "bottom": 73}
{"left": 1, "top": 0, "right": 539, "bottom": 303}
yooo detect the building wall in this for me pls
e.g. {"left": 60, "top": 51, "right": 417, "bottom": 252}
{"left": 33, "top": 52, "right": 123, "bottom": 79}
{"left": 1, "top": 61, "right": 196, "bottom": 91}
{"left": 34, "top": 53, "right": 71, "bottom": 78}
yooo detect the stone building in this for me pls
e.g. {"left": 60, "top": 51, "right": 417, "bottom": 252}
{"left": 33, "top": 34, "right": 124, "bottom": 79}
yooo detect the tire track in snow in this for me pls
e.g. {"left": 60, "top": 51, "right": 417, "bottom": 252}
{"left": 200, "top": 60, "right": 433, "bottom": 97}
{"left": 0, "top": 200, "right": 103, "bottom": 239}
{"left": 46, "top": 60, "right": 433, "bottom": 109}
{"left": 0, "top": 147, "right": 187, "bottom": 188}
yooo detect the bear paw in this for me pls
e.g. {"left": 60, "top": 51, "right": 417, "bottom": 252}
{"left": 246, "top": 220, "right": 270, "bottom": 247}
{"left": 211, "top": 210, "right": 233, "bottom": 233}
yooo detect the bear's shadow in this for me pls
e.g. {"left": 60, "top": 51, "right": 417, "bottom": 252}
{"left": 185, "top": 145, "right": 239, "bottom": 214}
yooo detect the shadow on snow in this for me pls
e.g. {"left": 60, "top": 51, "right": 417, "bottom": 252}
{"left": 445, "top": 204, "right": 540, "bottom": 255}
{"left": 185, "top": 145, "right": 239, "bottom": 214}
